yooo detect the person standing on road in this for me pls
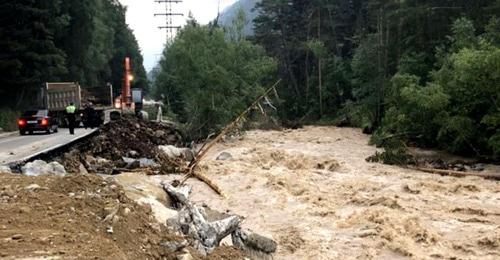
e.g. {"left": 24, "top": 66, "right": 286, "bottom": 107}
{"left": 66, "top": 102, "right": 77, "bottom": 135}
{"left": 83, "top": 102, "right": 96, "bottom": 129}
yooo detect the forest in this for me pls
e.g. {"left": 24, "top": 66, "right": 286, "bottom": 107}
{"left": 0, "top": 0, "right": 147, "bottom": 129}
{"left": 154, "top": 0, "right": 500, "bottom": 161}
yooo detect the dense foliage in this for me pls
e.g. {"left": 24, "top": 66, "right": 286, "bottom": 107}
{"left": 0, "top": 0, "right": 147, "bottom": 109}
{"left": 251, "top": 0, "right": 500, "bottom": 160}
{"left": 377, "top": 19, "right": 500, "bottom": 159}
{"left": 153, "top": 0, "right": 499, "bottom": 159}
{"left": 153, "top": 17, "right": 277, "bottom": 139}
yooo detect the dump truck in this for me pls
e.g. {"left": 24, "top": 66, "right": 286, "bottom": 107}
{"left": 39, "top": 82, "right": 113, "bottom": 127}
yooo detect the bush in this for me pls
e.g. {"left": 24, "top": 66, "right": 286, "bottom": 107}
{"left": 367, "top": 135, "right": 415, "bottom": 165}
{"left": 0, "top": 109, "right": 20, "bottom": 132}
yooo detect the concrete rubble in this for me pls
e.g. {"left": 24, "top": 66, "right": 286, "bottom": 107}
{"left": 21, "top": 160, "right": 66, "bottom": 176}
{"left": 162, "top": 182, "right": 277, "bottom": 257}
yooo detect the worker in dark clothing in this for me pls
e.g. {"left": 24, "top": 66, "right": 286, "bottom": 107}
{"left": 83, "top": 102, "right": 96, "bottom": 129}
{"left": 66, "top": 102, "right": 77, "bottom": 135}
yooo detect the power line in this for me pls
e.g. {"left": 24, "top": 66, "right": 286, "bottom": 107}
{"left": 154, "top": 0, "right": 183, "bottom": 45}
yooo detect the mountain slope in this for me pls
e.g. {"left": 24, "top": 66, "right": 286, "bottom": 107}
{"left": 219, "top": 0, "right": 260, "bottom": 36}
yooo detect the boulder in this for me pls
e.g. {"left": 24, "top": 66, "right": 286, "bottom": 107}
{"left": 154, "top": 130, "right": 166, "bottom": 139}
{"left": 159, "top": 145, "right": 194, "bottom": 161}
{"left": 232, "top": 228, "right": 277, "bottom": 254}
{"left": 128, "top": 150, "right": 139, "bottom": 158}
{"left": 21, "top": 160, "right": 66, "bottom": 176}
{"left": 216, "top": 152, "right": 233, "bottom": 161}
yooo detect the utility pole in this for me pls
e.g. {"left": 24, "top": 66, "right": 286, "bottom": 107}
{"left": 154, "top": 0, "right": 183, "bottom": 45}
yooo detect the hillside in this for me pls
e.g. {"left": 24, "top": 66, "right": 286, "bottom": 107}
{"left": 219, "top": 0, "right": 260, "bottom": 36}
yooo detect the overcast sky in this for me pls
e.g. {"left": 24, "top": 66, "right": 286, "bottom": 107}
{"left": 119, "top": 0, "right": 238, "bottom": 72}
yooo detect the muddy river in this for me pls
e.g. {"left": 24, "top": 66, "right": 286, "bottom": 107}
{"left": 115, "top": 126, "right": 500, "bottom": 259}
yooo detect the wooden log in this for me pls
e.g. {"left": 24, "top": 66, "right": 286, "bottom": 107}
{"left": 192, "top": 169, "right": 227, "bottom": 198}
{"left": 409, "top": 166, "right": 500, "bottom": 180}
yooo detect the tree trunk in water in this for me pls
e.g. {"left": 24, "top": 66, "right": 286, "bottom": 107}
{"left": 278, "top": 7, "right": 300, "bottom": 96}
{"left": 376, "top": 8, "right": 384, "bottom": 126}
{"left": 305, "top": 11, "right": 313, "bottom": 105}
{"left": 319, "top": 58, "right": 323, "bottom": 117}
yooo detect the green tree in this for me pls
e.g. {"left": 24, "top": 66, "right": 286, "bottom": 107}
{"left": 154, "top": 20, "right": 277, "bottom": 139}
{"left": 0, "top": 0, "right": 148, "bottom": 110}
{"left": 0, "top": 0, "right": 67, "bottom": 107}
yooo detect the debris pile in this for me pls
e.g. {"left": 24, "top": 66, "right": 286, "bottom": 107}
{"left": 162, "top": 182, "right": 277, "bottom": 258}
{"left": 56, "top": 117, "right": 190, "bottom": 175}
{"left": 419, "top": 158, "right": 486, "bottom": 172}
{"left": 85, "top": 118, "right": 184, "bottom": 160}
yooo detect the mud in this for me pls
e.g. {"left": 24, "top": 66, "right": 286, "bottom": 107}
{"left": 136, "top": 126, "right": 500, "bottom": 259}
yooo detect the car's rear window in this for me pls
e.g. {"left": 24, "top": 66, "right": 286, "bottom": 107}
{"left": 22, "top": 110, "right": 47, "bottom": 117}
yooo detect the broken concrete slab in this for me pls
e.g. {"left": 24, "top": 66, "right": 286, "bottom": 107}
{"left": 21, "top": 160, "right": 66, "bottom": 176}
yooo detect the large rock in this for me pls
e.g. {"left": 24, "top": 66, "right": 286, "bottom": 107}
{"left": 232, "top": 228, "right": 277, "bottom": 254}
{"left": 154, "top": 130, "right": 166, "bottom": 139}
{"left": 21, "top": 160, "right": 67, "bottom": 176}
{"left": 159, "top": 145, "right": 194, "bottom": 161}
{"left": 216, "top": 152, "right": 233, "bottom": 161}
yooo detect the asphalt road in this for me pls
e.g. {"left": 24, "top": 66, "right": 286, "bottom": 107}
{"left": 0, "top": 128, "right": 96, "bottom": 165}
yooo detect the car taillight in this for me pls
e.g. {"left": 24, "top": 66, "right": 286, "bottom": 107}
{"left": 41, "top": 118, "right": 49, "bottom": 126}
{"left": 18, "top": 119, "right": 26, "bottom": 126}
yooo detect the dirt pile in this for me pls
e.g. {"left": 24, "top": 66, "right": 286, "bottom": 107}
{"left": 0, "top": 172, "right": 248, "bottom": 259}
{"left": 0, "top": 173, "right": 182, "bottom": 259}
{"left": 57, "top": 117, "right": 187, "bottom": 174}
{"left": 85, "top": 117, "right": 183, "bottom": 160}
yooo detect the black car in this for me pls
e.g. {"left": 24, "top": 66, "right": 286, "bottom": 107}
{"left": 18, "top": 109, "right": 58, "bottom": 135}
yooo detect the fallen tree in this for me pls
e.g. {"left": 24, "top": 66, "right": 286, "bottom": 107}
{"left": 409, "top": 166, "right": 500, "bottom": 181}
{"left": 162, "top": 183, "right": 277, "bottom": 257}
{"left": 179, "top": 80, "right": 282, "bottom": 197}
